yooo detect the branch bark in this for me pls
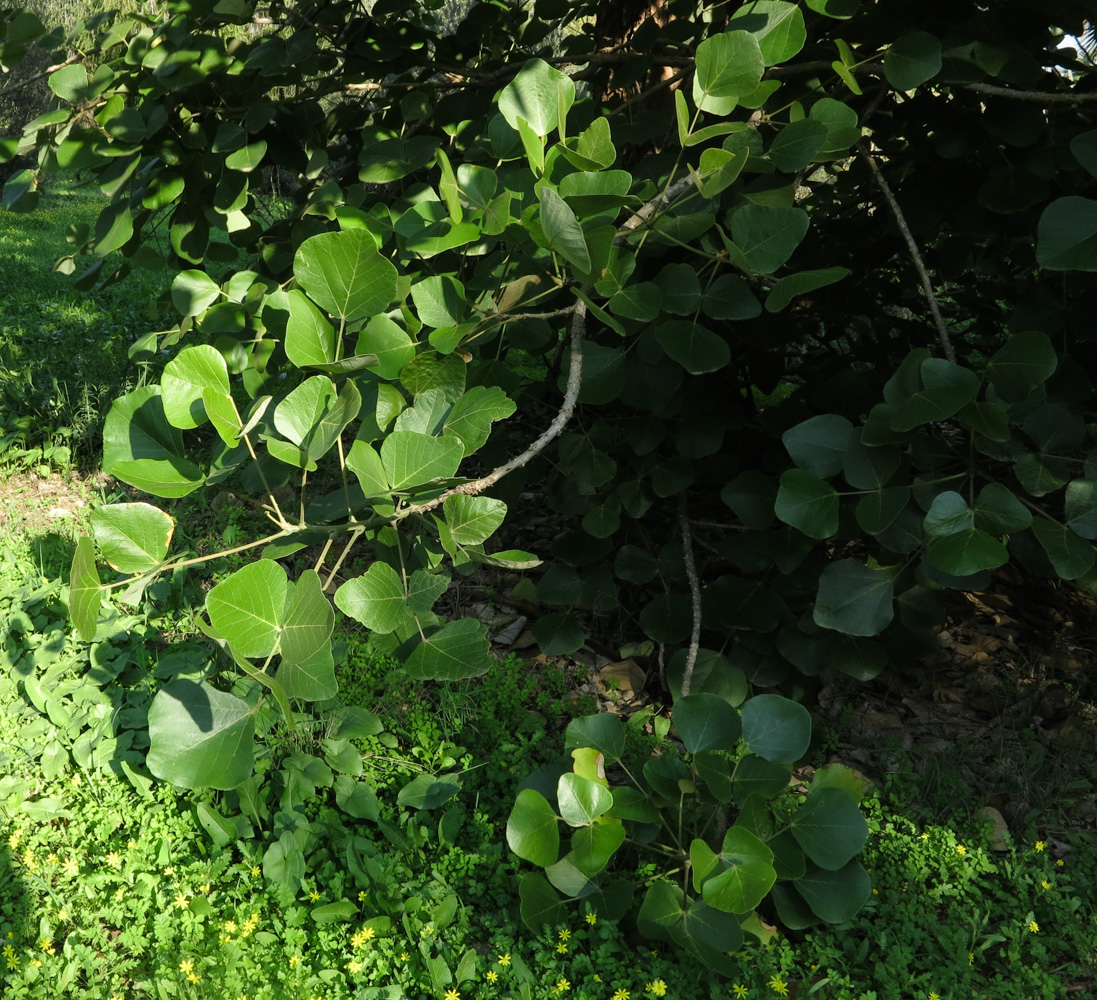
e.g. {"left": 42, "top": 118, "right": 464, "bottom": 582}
{"left": 678, "top": 496, "right": 702, "bottom": 698}
{"left": 858, "top": 145, "right": 956, "bottom": 364}
{"left": 400, "top": 298, "right": 586, "bottom": 518}
{"left": 960, "top": 81, "right": 1097, "bottom": 104}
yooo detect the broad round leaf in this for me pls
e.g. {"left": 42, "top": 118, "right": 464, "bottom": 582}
{"left": 923, "top": 491, "right": 973, "bottom": 537}
{"left": 973, "top": 483, "right": 1031, "bottom": 534}
{"left": 161, "top": 345, "right": 231, "bottom": 430}
{"left": 334, "top": 561, "right": 408, "bottom": 634}
{"left": 498, "top": 58, "right": 575, "bottom": 138}
{"left": 884, "top": 31, "right": 942, "bottom": 91}
{"left": 571, "top": 824, "right": 626, "bottom": 874}
{"left": 557, "top": 773, "right": 613, "bottom": 827}
{"left": 790, "top": 787, "right": 868, "bottom": 869}
{"left": 91, "top": 502, "right": 174, "bottom": 573}
{"left": 69, "top": 535, "right": 101, "bottom": 642}
{"left": 673, "top": 694, "right": 742, "bottom": 753}
{"left": 926, "top": 529, "right": 1008, "bottom": 576}
{"left": 767, "top": 118, "right": 827, "bottom": 172}
{"left": 519, "top": 873, "right": 565, "bottom": 931}
{"left": 294, "top": 229, "right": 399, "bottom": 322}
{"left": 381, "top": 430, "right": 464, "bottom": 491}
{"left": 700, "top": 828, "right": 778, "bottom": 913}
{"left": 986, "top": 332, "right": 1057, "bottom": 402}
{"left": 793, "top": 860, "right": 872, "bottom": 923}
{"left": 729, "top": 1, "right": 807, "bottom": 65}
{"left": 813, "top": 559, "right": 894, "bottom": 636}
{"left": 146, "top": 680, "right": 255, "bottom": 790}
{"left": 731, "top": 204, "right": 809, "bottom": 274}
{"left": 278, "top": 570, "right": 337, "bottom": 701}
{"left": 507, "top": 789, "right": 560, "bottom": 867}
{"left": 775, "top": 469, "right": 839, "bottom": 538}
{"left": 207, "top": 560, "right": 288, "bottom": 658}
{"left": 565, "top": 714, "right": 625, "bottom": 762}
{"left": 782, "top": 414, "right": 853, "bottom": 478}
{"left": 1037, "top": 197, "right": 1097, "bottom": 271}
{"left": 171, "top": 269, "right": 221, "bottom": 317}
{"left": 1031, "top": 519, "right": 1096, "bottom": 580}
{"left": 694, "top": 31, "right": 765, "bottom": 114}
{"left": 405, "top": 618, "right": 491, "bottom": 680}
{"left": 741, "top": 694, "right": 811, "bottom": 764}
{"left": 1065, "top": 480, "right": 1097, "bottom": 539}
{"left": 285, "top": 289, "right": 336, "bottom": 368}
{"left": 397, "top": 773, "right": 462, "bottom": 810}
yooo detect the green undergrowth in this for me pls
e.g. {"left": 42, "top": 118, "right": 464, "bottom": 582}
{"left": 0, "top": 176, "right": 169, "bottom": 469}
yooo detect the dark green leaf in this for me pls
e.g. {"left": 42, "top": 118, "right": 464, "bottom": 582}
{"left": 1037, "top": 197, "right": 1097, "bottom": 270}
{"left": 775, "top": 470, "right": 839, "bottom": 538}
{"left": 741, "top": 694, "right": 811, "bottom": 764}
{"left": 1031, "top": 520, "right": 1096, "bottom": 580}
{"left": 673, "top": 694, "right": 742, "bottom": 753}
{"left": 885, "top": 32, "right": 942, "bottom": 90}
{"left": 813, "top": 559, "right": 894, "bottom": 636}
{"left": 782, "top": 414, "right": 853, "bottom": 478}
{"left": 926, "top": 529, "right": 1009, "bottom": 576}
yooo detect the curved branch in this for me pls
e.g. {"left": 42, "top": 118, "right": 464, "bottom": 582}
{"left": 400, "top": 298, "right": 586, "bottom": 518}
{"left": 858, "top": 145, "right": 956, "bottom": 364}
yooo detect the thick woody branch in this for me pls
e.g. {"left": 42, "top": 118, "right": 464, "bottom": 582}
{"left": 615, "top": 175, "right": 695, "bottom": 245}
{"left": 960, "top": 81, "right": 1097, "bottom": 104}
{"left": 678, "top": 497, "right": 702, "bottom": 698}
{"left": 400, "top": 299, "right": 586, "bottom": 519}
{"left": 858, "top": 145, "right": 956, "bottom": 364}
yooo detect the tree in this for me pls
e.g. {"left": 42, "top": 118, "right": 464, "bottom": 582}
{"left": 5, "top": 0, "right": 1097, "bottom": 959}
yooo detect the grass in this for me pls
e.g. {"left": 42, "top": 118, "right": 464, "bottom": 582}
{"left": 0, "top": 178, "right": 1095, "bottom": 1000}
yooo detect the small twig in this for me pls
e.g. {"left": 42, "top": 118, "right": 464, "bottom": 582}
{"left": 0, "top": 53, "right": 81, "bottom": 102}
{"left": 615, "top": 175, "right": 695, "bottom": 245}
{"left": 858, "top": 144, "right": 956, "bottom": 364}
{"left": 960, "top": 81, "right": 1097, "bottom": 104}
{"left": 400, "top": 298, "right": 586, "bottom": 518}
{"left": 678, "top": 496, "right": 702, "bottom": 698}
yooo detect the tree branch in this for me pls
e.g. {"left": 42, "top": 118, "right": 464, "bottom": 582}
{"left": 615, "top": 175, "right": 695, "bottom": 245}
{"left": 0, "top": 53, "right": 81, "bottom": 103}
{"left": 678, "top": 496, "right": 702, "bottom": 698}
{"left": 960, "top": 81, "right": 1097, "bottom": 104}
{"left": 858, "top": 145, "right": 956, "bottom": 364}
{"left": 400, "top": 298, "right": 586, "bottom": 518}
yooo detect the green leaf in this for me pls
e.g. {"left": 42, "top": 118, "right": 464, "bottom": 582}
{"left": 146, "top": 680, "right": 255, "bottom": 790}
{"left": 207, "top": 560, "right": 288, "bottom": 659}
{"left": 381, "top": 430, "right": 464, "bottom": 491}
{"left": 926, "top": 529, "right": 1009, "bottom": 576}
{"left": 405, "top": 618, "right": 491, "bottom": 680}
{"left": 401, "top": 351, "right": 466, "bottom": 402}
{"left": 285, "top": 289, "right": 336, "bottom": 368}
{"left": 655, "top": 320, "right": 730, "bottom": 375}
{"left": 559, "top": 169, "right": 633, "bottom": 216}
{"left": 519, "top": 873, "right": 565, "bottom": 931}
{"left": 565, "top": 714, "right": 625, "bottom": 762}
{"left": 571, "top": 824, "right": 626, "bottom": 874}
{"left": 557, "top": 773, "right": 613, "bottom": 827}
{"left": 728, "top": 1, "right": 807, "bottom": 65}
{"left": 923, "top": 491, "right": 973, "bottom": 536}
{"left": 1014, "top": 452, "right": 1070, "bottom": 497}
{"left": 973, "top": 483, "right": 1031, "bottom": 534}
{"left": 354, "top": 315, "right": 414, "bottom": 380}
{"left": 560, "top": 116, "right": 616, "bottom": 170}
{"left": 498, "top": 58, "right": 575, "bottom": 138}
{"left": 766, "top": 266, "right": 849, "bottom": 312}
{"left": 294, "top": 229, "right": 399, "bottom": 322}
{"left": 774, "top": 469, "right": 839, "bottom": 538}
{"left": 986, "top": 332, "right": 1057, "bottom": 402}
{"left": 722, "top": 471, "right": 777, "bottom": 529}
{"left": 1031, "top": 520, "right": 1096, "bottom": 580}
{"left": 731, "top": 204, "right": 809, "bottom": 274}
{"left": 334, "top": 561, "right": 408, "bottom": 634}
{"left": 442, "top": 495, "right": 507, "bottom": 547}
{"left": 806, "top": 0, "right": 860, "bottom": 16}
{"left": 637, "top": 880, "right": 684, "bottom": 942}
{"left": 885, "top": 32, "right": 942, "bottom": 90}
{"left": 507, "top": 790, "right": 560, "bottom": 867}
{"left": 790, "top": 788, "right": 868, "bottom": 869}
{"left": 813, "top": 560, "right": 893, "bottom": 636}
{"left": 69, "top": 536, "right": 101, "bottom": 642}
{"left": 703, "top": 274, "right": 761, "bottom": 320}
{"left": 809, "top": 97, "right": 861, "bottom": 159}
{"left": 782, "top": 414, "right": 853, "bottom": 478}
{"left": 94, "top": 202, "right": 133, "bottom": 256}
{"left": 397, "top": 773, "right": 462, "bottom": 810}
{"left": 279, "top": 570, "right": 336, "bottom": 701}
{"left": 698, "top": 828, "right": 777, "bottom": 912}
{"left": 1065, "top": 480, "right": 1097, "bottom": 539}
{"left": 693, "top": 31, "right": 765, "bottom": 115}
{"left": 91, "top": 502, "right": 174, "bottom": 573}
{"left": 171, "top": 270, "right": 221, "bottom": 317}
{"left": 412, "top": 275, "right": 468, "bottom": 328}
{"left": 1036, "top": 197, "right": 1097, "bottom": 270}
{"left": 741, "top": 694, "right": 811, "bottom": 764}
{"left": 161, "top": 345, "right": 231, "bottom": 430}
{"left": 843, "top": 441, "right": 900, "bottom": 491}
{"left": 225, "top": 140, "right": 267, "bottom": 172}
{"left": 673, "top": 694, "right": 741, "bottom": 753}
{"left": 767, "top": 119, "right": 827, "bottom": 172}
{"left": 530, "top": 611, "right": 587, "bottom": 655}
{"left": 311, "top": 901, "right": 358, "bottom": 924}
{"left": 891, "top": 359, "right": 979, "bottom": 430}
{"left": 102, "top": 387, "right": 204, "bottom": 498}
{"left": 443, "top": 386, "right": 516, "bottom": 455}
{"left": 957, "top": 401, "right": 1010, "bottom": 442}
{"left": 49, "top": 63, "right": 90, "bottom": 103}
{"left": 539, "top": 187, "right": 590, "bottom": 273}
{"left": 794, "top": 860, "right": 872, "bottom": 923}
{"left": 334, "top": 775, "right": 380, "bottom": 820}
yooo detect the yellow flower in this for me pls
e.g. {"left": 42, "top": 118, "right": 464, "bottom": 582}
{"left": 498, "top": 953, "right": 511, "bottom": 966}
{"left": 920, "top": 832, "right": 929, "bottom": 839}
{"left": 187, "top": 972, "right": 200, "bottom": 984}
{"left": 114, "top": 887, "right": 124, "bottom": 901}
{"left": 554, "top": 979, "right": 571, "bottom": 994}
{"left": 359, "top": 891, "right": 367, "bottom": 901}
{"left": 872, "top": 888, "right": 879, "bottom": 895}
{"left": 956, "top": 845, "right": 967, "bottom": 855}
{"left": 199, "top": 882, "right": 211, "bottom": 894}
{"left": 929, "top": 993, "right": 941, "bottom": 1000}
{"left": 128, "top": 840, "right": 138, "bottom": 850}
{"left": 250, "top": 865, "right": 261, "bottom": 877}
{"left": 46, "top": 853, "right": 58, "bottom": 865}
{"left": 1041, "top": 880, "right": 1051, "bottom": 890}
{"left": 556, "top": 942, "right": 568, "bottom": 954}
{"left": 1056, "top": 859, "right": 1064, "bottom": 866}
{"left": 6, "top": 953, "right": 20, "bottom": 970}
{"left": 57, "top": 909, "right": 68, "bottom": 922}
{"left": 400, "top": 952, "right": 410, "bottom": 961}
{"left": 612, "top": 990, "right": 630, "bottom": 1000}
{"left": 768, "top": 976, "right": 789, "bottom": 997}
{"left": 71, "top": 773, "right": 81, "bottom": 786}
{"left": 732, "top": 987, "right": 748, "bottom": 999}
{"left": 224, "top": 920, "right": 237, "bottom": 934}
{"left": 647, "top": 980, "right": 668, "bottom": 997}
{"left": 585, "top": 912, "right": 597, "bottom": 925}
{"left": 593, "top": 975, "right": 603, "bottom": 983}
{"left": 106, "top": 851, "right": 122, "bottom": 869}
{"left": 486, "top": 970, "right": 498, "bottom": 983}
{"left": 62, "top": 857, "right": 79, "bottom": 877}
{"left": 1029, "top": 921, "right": 1039, "bottom": 933}
{"left": 444, "top": 990, "right": 460, "bottom": 1000}
{"left": 163, "top": 866, "right": 174, "bottom": 876}
{"left": 968, "top": 953, "right": 975, "bottom": 965}
{"left": 307, "top": 889, "right": 321, "bottom": 902}
{"left": 351, "top": 927, "right": 376, "bottom": 948}
{"left": 31, "top": 958, "right": 41, "bottom": 967}
{"left": 173, "top": 891, "right": 189, "bottom": 910}
{"left": 289, "top": 955, "right": 301, "bottom": 968}
{"left": 39, "top": 938, "right": 55, "bottom": 955}
{"left": 1034, "top": 841, "right": 1046, "bottom": 852}
{"left": 559, "top": 928, "right": 571, "bottom": 941}
{"left": 347, "top": 960, "right": 362, "bottom": 974}
{"left": 179, "top": 959, "right": 194, "bottom": 974}
{"left": 22, "top": 849, "right": 37, "bottom": 871}
{"left": 7, "top": 829, "right": 22, "bottom": 849}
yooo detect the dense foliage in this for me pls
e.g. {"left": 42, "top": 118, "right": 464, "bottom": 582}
{"left": 5, "top": 0, "right": 1097, "bottom": 972}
